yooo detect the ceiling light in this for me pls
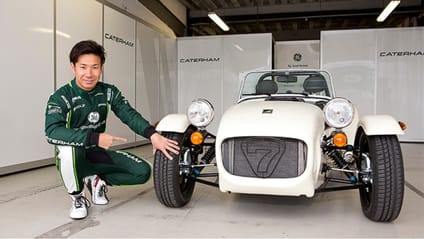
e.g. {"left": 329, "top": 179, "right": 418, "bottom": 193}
{"left": 208, "top": 12, "right": 230, "bottom": 31}
{"left": 377, "top": 0, "right": 401, "bottom": 22}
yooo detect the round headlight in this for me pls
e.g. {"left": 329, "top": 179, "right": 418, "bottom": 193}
{"left": 186, "top": 99, "right": 214, "bottom": 127}
{"left": 324, "top": 98, "right": 354, "bottom": 128}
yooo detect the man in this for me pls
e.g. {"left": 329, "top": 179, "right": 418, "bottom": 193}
{"left": 45, "top": 40, "right": 179, "bottom": 220}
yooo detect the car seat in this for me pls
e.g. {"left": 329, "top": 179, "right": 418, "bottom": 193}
{"left": 303, "top": 75, "right": 329, "bottom": 96}
{"left": 256, "top": 79, "right": 278, "bottom": 95}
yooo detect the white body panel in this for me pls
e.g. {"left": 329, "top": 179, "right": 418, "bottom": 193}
{"left": 156, "top": 114, "right": 190, "bottom": 133}
{"left": 359, "top": 115, "right": 404, "bottom": 136}
{"left": 216, "top": 100, "right": 326, "bottom": 197}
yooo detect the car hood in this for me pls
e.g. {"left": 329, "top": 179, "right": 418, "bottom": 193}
{"left": 217, "top": 100, "right": 325, "bottom": 143}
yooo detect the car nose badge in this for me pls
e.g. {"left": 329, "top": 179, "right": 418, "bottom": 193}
{"left": 262, "top": 109, "right": 273, "bottom": 114}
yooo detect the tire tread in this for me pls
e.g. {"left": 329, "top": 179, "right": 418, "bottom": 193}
{"left": 360, "top": 134, "right": 404, "bottom": 222}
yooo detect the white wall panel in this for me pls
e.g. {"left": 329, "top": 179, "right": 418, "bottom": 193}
{"left": 103, "top": 6, "right": 136, "bottom": 144}
{"left": 275, "top": 40, "right": 320, "bottom": 69}
{"left": 0, "top": 0, "right": 54, "bottom": 168}
{"left": 321, "top": 27, "right": 424, "bottom": 142}
{"left": 222, "top": 34, "right": 273, "bottom": 111}
{"left": 375, "top": 28, "right": 424, "bottom": 141}
{"left": 178, "top": 37, "right": 224, "bottom": 133}
{"left": 56, "top": 0, "right": 102, "bottom": 88}
{"left": 321, "top": 30, "right": 377, "bottom": 116}
{"left": 178, "top": 34, "right": 272, "bottom": 134}
{"left": 135, "top": 23, "right": 160, "bottom": 140}
{"left": 159, "top": 36, "right": 178, "bottom": 117}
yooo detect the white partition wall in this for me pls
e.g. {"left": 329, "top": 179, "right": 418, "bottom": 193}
{"left": 275, "top": 40, "right": 320, "bottom": 69}
{"left": 222, "top": 35, "right": 273, "bottom": 110}
{"left": 56, "top": 0, "right": 103, "bottom": 87}
{"left": 178, "top": 34, "right": 273, "bottom": 133}
{"left": 321, "top": 27, "right": 424, "bottom": 142}
{"left": 375, "top": 28, "right": 424, "bottom": 142}
{"left": 159, "top": 36, "right": 178, "bottom": 118}
{"left": 135, "top": 23, "right": 178, "bottom": 141}
{"left": 321, "top": 30, "right": 376, "bottom": 116}
{"left": 136, "top": 23, "right": 160, "bottom": 132}
{"left": 0, "top": 0, "right": 54, "bottom": 170}
{"left": 178, "top": 37, "right": 224, "bottom": 133}
{"left": 103, "top": 6, "right": 137, "bottom": 144}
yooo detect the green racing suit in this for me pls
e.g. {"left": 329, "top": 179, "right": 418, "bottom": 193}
{"left": 45, "top": 79, "right": 154, "bottom": 194}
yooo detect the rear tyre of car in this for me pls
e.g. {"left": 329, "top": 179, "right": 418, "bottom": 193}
{"left": 153, "top": 132, "right": 196, "bottom": 208}
{"left": 356, "top": 131, "right": 404, "bottom": 222}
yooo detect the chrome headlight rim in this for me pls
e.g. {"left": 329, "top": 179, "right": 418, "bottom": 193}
{"left": 186, "top": 98, "right": 214, "bottom": 127}
{"left": 323, "top": 97, "right": 354, "bottom": 129}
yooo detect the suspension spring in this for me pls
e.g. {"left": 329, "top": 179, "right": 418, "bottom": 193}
{"left": 326, "top": 148, "right": 348, "bottom": 169}
{"left": 201, "top": 146, "right": 215, "bottom": 164}
{"left": 193, "top": 146, "right": 215, "bottom": 176}
{"left": 326, "top": 148, "right": 356, "bottom": 182}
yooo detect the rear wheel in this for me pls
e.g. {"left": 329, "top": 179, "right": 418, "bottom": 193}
{"left": 356, "top": 131, "right": 404, "bottom": 222}
{"left": 153, "top": 132, "right": 196, "bottom": 207}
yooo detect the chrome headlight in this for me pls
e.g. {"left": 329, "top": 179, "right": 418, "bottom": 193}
{"left": 324, "top": 98, "right": 354, "bottom": 128}
{"left": 186, "top": 99, "right": 214, "bottom": 127}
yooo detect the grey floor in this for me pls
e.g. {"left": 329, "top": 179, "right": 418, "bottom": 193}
{"left": 1, "top": 143, "right": 423, "bottom": 238}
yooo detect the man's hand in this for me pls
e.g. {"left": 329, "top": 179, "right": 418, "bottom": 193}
{"left": 150, "top": 133, "right": 180, "bottom": 160}
{"left": 98, "top": 133, "right": 127, "bottom": 149}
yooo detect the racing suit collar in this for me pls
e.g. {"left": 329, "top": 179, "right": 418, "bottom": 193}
{"left": 71, "top": 79, "right": 100, "bottom": 95}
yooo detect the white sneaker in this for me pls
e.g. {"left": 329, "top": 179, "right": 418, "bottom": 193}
{"left": 69, "top": 192, "right": 90, "bottom": 220}
{"left": 84, "top": 175, "right": 109, "bottom": 205}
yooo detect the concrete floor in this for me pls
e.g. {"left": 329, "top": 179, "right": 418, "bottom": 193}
{"left": 0, "top": 143, "right": 423, "bottom": 238}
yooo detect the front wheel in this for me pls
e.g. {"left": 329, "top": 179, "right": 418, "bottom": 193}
{"left": 356, "top": 131, "right": 404, "bottom": 222}
{"left": 153, "top": 132, "right": 196, "bottom": 207}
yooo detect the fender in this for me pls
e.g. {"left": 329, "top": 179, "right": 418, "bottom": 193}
{"left": 358, "top": 115, "right": 404, "bottom": 135}
{"left": 155, "top": 114, "right": 191, "bottom": 133}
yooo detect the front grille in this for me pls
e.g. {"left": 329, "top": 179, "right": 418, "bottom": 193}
{"left": 221, "top": 137, "right": 307, "bottom": 178}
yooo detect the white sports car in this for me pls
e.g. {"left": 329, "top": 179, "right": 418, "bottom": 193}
{"left": 153, "top": 69, "right": 406, "bottom": 222}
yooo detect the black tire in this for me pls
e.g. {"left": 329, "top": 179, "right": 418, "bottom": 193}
{"left": 356, "top": 130, "right": 404, "bottom": 222}
{"left": 153, "top": 132, "right": 196, "bottom": 207}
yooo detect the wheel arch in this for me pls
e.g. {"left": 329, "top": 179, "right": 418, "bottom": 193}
{"left": 156, "top": 114, "right": 191, "bottom": 133}
{"left": 358, "top": 115, "right": 404, "bottom": 136}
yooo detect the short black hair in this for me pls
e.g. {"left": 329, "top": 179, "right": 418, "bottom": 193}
{"left": 69, "top": 40, "right": 106, "bottom": 65}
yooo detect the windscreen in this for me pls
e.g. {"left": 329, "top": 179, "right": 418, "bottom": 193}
{"left": 239, "top": 70, "right": 334, "bottom": 100}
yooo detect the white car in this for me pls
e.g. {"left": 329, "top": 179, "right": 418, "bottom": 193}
{"left": 153, "top": 69, "right": 406, "bottom": 222}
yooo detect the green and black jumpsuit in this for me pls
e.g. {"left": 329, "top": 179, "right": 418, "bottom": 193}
{"left": 45, "top": 79, "right": 154, "bottom": 195}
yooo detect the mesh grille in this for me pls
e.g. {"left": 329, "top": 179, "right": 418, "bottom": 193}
{"left": 221, "top": 137, "right": 307, "bottom": 178}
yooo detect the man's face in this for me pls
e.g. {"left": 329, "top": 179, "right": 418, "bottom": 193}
{"left": 70, "top": 54, "right": 103, "bottom": 91}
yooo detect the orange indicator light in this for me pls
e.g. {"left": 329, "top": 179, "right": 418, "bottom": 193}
{"left": 190, "top": 131, "right": 204, "bottom": 145}
{"left": 333, "top": 132, "right": 347, "bottom": 147}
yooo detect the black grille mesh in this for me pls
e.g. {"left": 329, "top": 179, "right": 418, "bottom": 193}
{"left": 221, "top": 137, "right": 307, "bottom": 178}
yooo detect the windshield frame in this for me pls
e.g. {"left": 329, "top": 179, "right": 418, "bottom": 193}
{"left": 238, "top": 69, "right": 335, "bottom": 102}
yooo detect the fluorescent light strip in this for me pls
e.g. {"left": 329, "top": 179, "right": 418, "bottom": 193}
{"left": 377, "top": 0, "right": 400, "bottom": 22}
{"left": 208, "top": 12, "right": 230, "bottom": 31}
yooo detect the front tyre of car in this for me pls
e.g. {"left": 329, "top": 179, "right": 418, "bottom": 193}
{"left": 356, "top": 130, "right": 404, "bottom": 222}
{"left": 153, "top": 132, "right": 196, "bottom": 208}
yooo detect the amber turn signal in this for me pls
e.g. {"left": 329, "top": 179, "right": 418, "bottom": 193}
{"left": 333, "top": 132, "right": 347, "bottom": 147}
{"left": 190, "top": 131, "right": 204, "bottom": 145}
{"left": 399, "top": 121, "right": 407, "bottom": 131}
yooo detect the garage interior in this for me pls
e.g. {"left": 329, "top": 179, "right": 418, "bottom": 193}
{"left": 141, "top": 0, "right": 424, "bottom": 40}
{"left": 1, "top": 0, "right": 423, "bottom": 238}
